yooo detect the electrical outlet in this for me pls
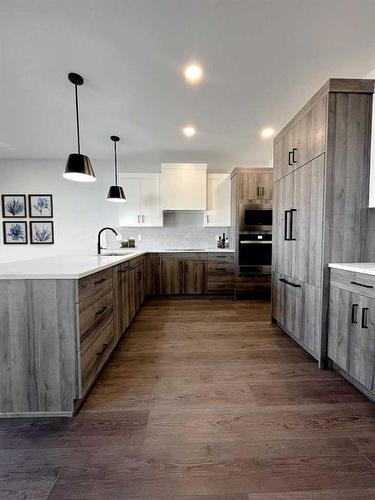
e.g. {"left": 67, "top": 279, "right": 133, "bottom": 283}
{"left": 138, "top": 234, "right": 142, "bottom": 241}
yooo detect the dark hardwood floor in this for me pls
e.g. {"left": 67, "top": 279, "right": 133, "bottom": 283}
{"left": 1, "top": 298, "right": 375, "bottom": 499}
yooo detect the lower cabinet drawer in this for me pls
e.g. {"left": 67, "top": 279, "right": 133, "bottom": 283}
{"left": 207, "top": 275, "right": 234, "bottom": 293}
{"left": 80, "top": 316, "right": 115, "bottom": 396}
{"left": 79, "top": 289, "right": 113, "bottom": 340}
{"left": 330, "top": 269, "right": 375, "bottom": 300}
{"left": 79, "top": 268, "right": 113, "bottom": 303}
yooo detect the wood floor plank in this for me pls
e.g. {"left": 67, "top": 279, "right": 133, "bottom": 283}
{"left": 1, "top": 298, "right": 375, "bottom": 499}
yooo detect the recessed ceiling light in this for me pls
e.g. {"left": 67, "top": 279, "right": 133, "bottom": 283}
{"left": 183, "top": 126, "right": 196, "bottom": 137}
{"left": 261, "top": 127, "right": 275, "bottom": 139}
{"left": 184, "top": 64, "right": 203, "bottom": 84}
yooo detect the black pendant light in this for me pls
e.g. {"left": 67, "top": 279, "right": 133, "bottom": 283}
{"left": 107, "top": 136, "right": 126, "bottom": 202}
{"left": 63, "top": 72, "right": 96, "bottom": 182}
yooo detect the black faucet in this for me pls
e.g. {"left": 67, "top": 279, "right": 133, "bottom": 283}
{"left": 97, "top": 227, "right": 118, "bottom": 254}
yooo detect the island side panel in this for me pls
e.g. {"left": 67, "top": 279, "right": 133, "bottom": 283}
{"left": 0, "top": 279, "right": 78, "bottom": 415}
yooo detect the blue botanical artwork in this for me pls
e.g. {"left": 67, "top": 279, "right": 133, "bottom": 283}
{"left": 2, "top": 195, "right": 26, "bottom": 217}
{"left": 30, "top": 221, "right": 54, "bottom": 244}
{"left": 3, "top": 221, "right": 28, "bottom": 244}
{"left": 29, "top": 194, "right": 53, "bottom": 217}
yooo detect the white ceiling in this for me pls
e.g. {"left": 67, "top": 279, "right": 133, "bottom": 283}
{"left": 1, "top": 0, "right": 375, "bottom": 171}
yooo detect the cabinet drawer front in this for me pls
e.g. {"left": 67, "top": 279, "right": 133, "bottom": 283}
{"left": 80, "top": 316, "right": 115, "bottom": 396}
{"left": 162, "top": 253, "right": 208, "bottom": 261}
{"left": 79, "top": 268, "right": 113, "bottom": 303}
{"left": 208, "top": 253, "right": 234, "bottom": 263}
{"left": 207, "top": 276, "right": 234, "bottom": 293}
{"left": 330, "top": 269, "right": 375, "bottom": 299}
{"left": 208, "top": 262, "right": 234, "bottom": 275}
{"left": 79, "top": 289, "right": 113, "bottom": 340}
{"left": 128, "top": 255, "right": 145, "bottom": 269}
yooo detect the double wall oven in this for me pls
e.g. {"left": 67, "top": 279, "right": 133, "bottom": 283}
{"left": 238, "top": 204, "right": 272, "bottom": 274}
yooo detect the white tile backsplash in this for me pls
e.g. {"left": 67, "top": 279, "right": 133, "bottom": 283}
{"left": 112, "top": 212, "right": 231, "bottom": 250}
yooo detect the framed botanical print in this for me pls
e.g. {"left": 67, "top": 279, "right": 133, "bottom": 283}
{"left": 1, "top": 194, "right": 27, "bottom": 218}
{"left": 3, "top": 221, "right": 28, "bottom": 244}
{"left": 28, "top": 194, "right": 53, "bottom": 218}
{"left": 30, "top": 221, "right": 54, "bottom": 244}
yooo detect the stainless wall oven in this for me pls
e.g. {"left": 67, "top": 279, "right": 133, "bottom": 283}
{"left": 239, "top": 204, "right": 272, "bottom": 232}
{"left": 238, "top": 232, "right": 272, "bottom": 274}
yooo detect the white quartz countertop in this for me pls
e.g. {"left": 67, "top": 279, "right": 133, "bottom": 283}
{"left": 0, "top": 248, "right": 235, "bottom": 280}
{"left": 328, "top": 263, "right": 375, "bottom": 276}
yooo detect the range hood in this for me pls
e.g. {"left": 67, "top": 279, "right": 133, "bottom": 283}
{"left": 160, "top": 163, "right": 207, "bottom": 211}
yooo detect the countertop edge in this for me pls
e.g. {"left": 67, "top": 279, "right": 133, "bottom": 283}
{"left": 0, "top": 249, "right": 235, "bottom": 280}
{"left": 328, "top": 263, "right": 375, "bottom": 276}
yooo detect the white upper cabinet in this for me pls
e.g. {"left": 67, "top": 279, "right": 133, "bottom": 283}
{"left": 118, "top": 173, "right": 163, "bottom": 227}
{"left": 204, "top": 173, "right": 231, "bottom": 227}
{"left": 160, "top": 163, "right": 207, "bottom": 210}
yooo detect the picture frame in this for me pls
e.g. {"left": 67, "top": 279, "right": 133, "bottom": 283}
{"left": 3, "top": 221, "right": 28, "bottom": 244}
{"left": 1, "top": 194, "right": 27, "bottom": 218}
{"left": 28, "top": 194, "right": 53, "bottom": 218}
{"left": 30, "top": 221, "right": 54, "bottom": 244}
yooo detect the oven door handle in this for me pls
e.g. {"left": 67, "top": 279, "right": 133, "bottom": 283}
{"left": 239, "top": 240, "right": 272, "bottom": 244}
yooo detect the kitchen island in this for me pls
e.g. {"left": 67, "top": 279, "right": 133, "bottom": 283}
{"left": 0, "top": 249, "right": 234, "bottom": 416}
{"left": 328, "top": 263, "right": 375, "bottom": 402}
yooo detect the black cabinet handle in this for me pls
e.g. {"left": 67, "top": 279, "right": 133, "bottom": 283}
{"left": 94, "top": 278, "right": 106, "bottom": 285}
{"left": 95, "top": 305, "right": 108, "bottom": 316}
{"left": 279, "top": 278, "right": 301, "bottom": 288}
{"left": 292, "top": 148, "right": 298, "bottom": 163}
{"left": 284, "top": 210, "right": 290, "bottom": 240}
{"left": 288, "top": 151, "right": 293, "bottom": 166}
{"left": 350, "top": 281, "right": 374, "bottom": 289}
{"left": 362, "top": 307, "right": 369, "bottom": 329}
{"left": 257, "top": 187, "right": 260, "bottom": 196}
{"left": 96, "top": 343, "right": 109, "bottom": 356}
{"left": 262, "top": 187, "right": 265, "bottom": 196}
{"left": 289, "top": 209, "right": 297, "bottom": 241}
{"left": 351, "top": 304, "right": 358, "bottom": 324}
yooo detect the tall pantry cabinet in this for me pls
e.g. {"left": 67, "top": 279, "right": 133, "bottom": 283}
{"left": 272, "top": 79, "right": 374, "bottom": 366}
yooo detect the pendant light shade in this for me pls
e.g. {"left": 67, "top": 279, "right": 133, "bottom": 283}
{"left": 107, "top": 135, "right": 126, "bottom": 202}
{"left": 63, "top": 73, "right": 96, "bottom": 183}
{"left": 64, "top": 154, "right": 96, "bottom": 182}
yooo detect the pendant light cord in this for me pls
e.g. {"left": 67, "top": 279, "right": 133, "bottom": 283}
{"left": 114, "top": 140, "right": 118, "bottom": 185}
{"left": 74, "top": 84, "right": 81, "bottom": 154}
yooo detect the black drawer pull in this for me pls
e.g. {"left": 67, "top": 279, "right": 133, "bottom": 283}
{"left": 362, "top": 307, "right": 369, "bottom": 329}
{"left": 95, "top": 305, "right": 108, "bottom": 316}
{"left": 94, "top": 278, "right": 106, "bottom": 285}
{"left": 292, "top": 148, "right": 298, "bottom": 163}
{"left": 289, "top": 209, "right": 297, "bottom": 241}
{"left": 96, "top": 343, "right": 109, "bottom": 356}
{"left": 350, "top": 281, "right": 373, "bottom": 289}
{"left": 279, "top": 278, "right": 301, "bottom": 288}
{"left": 284, "top": 210, "right": 290, "bottom": 240}
{"left": 257, "top": 187, "right": 260, "bottom": 196}
{"left": 351, "top": 304, "right": 358, "bottom": 324}
{"left": 288, "top": 151, "right": 293, "bottom": 166}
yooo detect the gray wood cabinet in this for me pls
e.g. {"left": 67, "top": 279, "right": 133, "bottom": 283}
{"left": 233, "top": 168, "right": 273, "bottom": 204}
{"left": 230, "top": 167, "right": 273, "bottom": 297}
{"left": 328, "top": 269, "right": 375, "bottom": 399}
{"left": 161, "top": 253, "right": 208, "bottom": 295}
{"left": 207, "top": 253, "right": 234, "bottom": 296}
{"left": 272, "top": 79, "right": 374, "bottom": 365}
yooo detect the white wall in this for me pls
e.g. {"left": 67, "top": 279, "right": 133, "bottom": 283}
{"left": 0, "top": 159, "right": 119, "bottom": 263}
